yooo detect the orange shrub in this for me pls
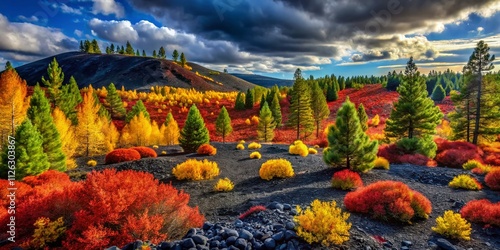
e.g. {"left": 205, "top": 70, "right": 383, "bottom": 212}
{"left": 172, "top": 159, "right": 220, "bottom": 180}
{"left": 239, "top": 205, "right": 266, "bottom": 220}
{"left": 245, "top": 118, "right": 251, "bottom": 125}
{"left": 461, "top": 199, "right": 500, "bottom": 227}
{"left": 130, "top": 146, "right": 158, "bottom": 158}
{"left": 105, "top": 148, "right": 142, "bottom": 164}
{"left": 331, "top": 170, "right": 363, "bottom": 190}
{"left": 197, "top": 144, "right": 217, "bottom": 156}
{"left": 344, "top": 181, "right": 432, "bottom": 223}
{"left": 485, "top": 170, "right": 500, "bottom": 190}
{"left": 251, "top": 115, "right": 259, "bottom": 125}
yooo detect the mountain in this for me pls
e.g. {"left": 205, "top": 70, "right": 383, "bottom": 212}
{"left": 231, "top": 73, "right": 294, "bottom": 88}
{"left": 15, "top": 52, "right": 256, "bottom": 92}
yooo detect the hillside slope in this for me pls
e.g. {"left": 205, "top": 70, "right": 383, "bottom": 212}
{"left": 15, "top": 52, "right": 256, "bottom": 92}
{"left": 231, "top": 73, "right": 294, "bottom": 87}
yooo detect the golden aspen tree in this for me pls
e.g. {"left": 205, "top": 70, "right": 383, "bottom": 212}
{"left": 122, "top": 113, "right": 151, "bottom": 146}
{"left": 101, "top": 118, "right": 120, "bottom": 152}
{"left": 160, "top": 112, "right": 180, "bottom": 145}
{"left": 150, "top": 120, "right": 161, "bottom": 146}
{"left": 75, "top": 91, "right": 106, "bottom": 157}
{"left": 52, "top": 107, "right": 78, "bottom": 169}
{"left": 0, "top": 69, "right": 29, "bottom": 146}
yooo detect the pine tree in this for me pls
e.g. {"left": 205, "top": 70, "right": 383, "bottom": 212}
{"left": 75, "top": 90, "right": 106, "bottom": 157}
{"left": 259, "top": 94, "right": 267, "bottom": 110}
{"left": 287, "top": 68, "right": 314, "bottom": 140}
{"left": 125, "top": 41, "right": 134, "bottom": 55}
{"left": 180, "top": 52, "right": 187, "bottom": 67}
{"left": 57, "top": 76, "right": 82, "bottom": 125}
{"left": 431, "top": 84, "right": 446, "bottom": 102}
{"left": 110, "top": 44, "right": 115, "bottom": 53}
{"left": 91, "top": 39, "right": 101, "bottom": 54}
{"left": 245, "top": 89, "right": 254, "bottom": 109}
{"left": 172, "top": 50, "right": 179, "bottom": 62}
{"left": 310, "top": 81, "right": 330, "bottom": 138}
{"left": 160, "top": 112, "right": 180, "bottom": 145}
{"left": 5, "top": 61, "right": 13, "bottom": 70}
{"left": 52, "top": 107, "right": 77, "bottom": 169}
{"left": 105, "top": 46, "right": 111, "bottom": 54}
{"left": 41, "top": 57, "right": 64, "bottom": 105}
{"left": 119, "top": 46, "right": 125, "bottom": 54}
{"left": 323, "top": 97, "right": 378, "bottom": 172}
{"left": 465, "top": 40, "right": 496, "bottom": 144}
{"left": 0, "top": 68, "right": 29, "bottom": 144}
{"left": 357, "top": 103, "right": 368, "bottom": 132}
{"left": 80, "top": 41, "right": 85, "bottom": 52}
{"left": 179, "top": 104, "right": 210, "bottom": 152}
{"left": 257, "top": 101, "right": 276, "bottom": 142}
{"left": 385, "top": 58, "right": 443, "bottom": 140}
{"left": 152, "top": 50, "right": 157, "bottom": 58}
{"left": 1, "top": 119, "right": 49, "bottom": 180}
{"left": 142, "top": 50, "right": 146, "bottom": 57}
{"left": 27, "top": 85, "right": 66, "bottom": 171}
{"left": 84, "top": 40, "right": 92, "bottom": 53}
{"left": 126, "top": 100, "right": 150, "bottom": 123}
{"left": 270, "top": 94, "right": 282, "bottom": 127}
{"left": 136, "top": 49, "right": 140, "bottom": 56}
{"left": 159, "top": 46, "right": 166, "bottom": 59}
{"left": 326, "top": 83, "right": 338, "bottom": 101}
{"left": 234, "top": 92, "right": 246, "bottom": 110}
{"left": 93, "top": 91, "right": 111, "bottom": 121}
{"left": 215, "top": 106, "right": 233, "bottom": 143}
{"left": 106, "top": 83, "right": 126, "bottom": 119}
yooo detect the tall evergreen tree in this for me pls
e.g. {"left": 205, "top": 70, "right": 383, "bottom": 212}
{"left": 179, "top": 104, "right": 210, "bottom": 152}
{"left": 287, "top": 68, "right": 314, "bottom": 140}
{"left": 257, "top": 101, "right": 276, "bottom": 142}
{"left": 172, "top": 49, "right": 179, "bottom": 62}
{"left": 385, "top": 58, "right": 443, "bottom": 139}
{"left": 259, "top": 94, "right": 267, "bottom": 110}
{"left": 1, "top": 119, "right": 50, "bottom": 179}
{"left": 465, "top": 40, "right": 496, "bottom": 144}
{"left": 270, "top": 94, "right": 282, "bottom": 127}
{"left": 27, "top": 85, "right": 66, "bottom": 171}
{"left": 79, "top": 41, "right": 85, "bottom": 52}
{"left": 136, "top": 49, "right": 140, "bottom": 56}
{"left": 152, "top": 50, "right": 157, "bottom": 58}
{"left": 106, "top": 83, "right": 126, "bottom": 119}
{"left": 158, "top": 46, "right": 166, "bottom": 59}
{"left": 4, "top": 61, "right": 13, "bottom": 71}
{"left": 57, "top": 76, "right": 82, "bottom": 125}
{"left": 323, "top": 97, "right": 378, "bottom": 172}
{"left": 326, "top": 83, "right": 338, "bottom": 101}
{"left": 431, "top": 84, "right": 446, "bottom": 102}
{"left": 234, "top": 92, "right": 246, "bottom": 110}
{"left": 180, "top": 53, "right": 187, "bottom": 67}
{"left": 142, "top": 50, "right": 146, "bottom": 57}
{"left": 310, "top": 81, "right": 330, "bottom": 138}
{"left": 126, "top": 100, "right": 150, "bottom": 122}
{"left": 91, "top": 39, "right": 101, "bottom": 54}
{"left": 110, "top": 44, "right": 115, "bottom": 53}
{"left": 125, "top": 41, "right": 134, "bottom": 55}
{"left": 84, "top": 40, "right": 92, "bottom": 53}
{"left": 92, "top": 91, "right": 111, "bottom": 121}
{"left": 41, "top": 57, "right": 64, "bottom": 105}
{"left": 245, "top": 88, "right": 254, "bottom": 109}
{"left": 75, "top": 89, "right": 106, "bottom": 157}
{"left": 215, "top": 106, "right": 232, "bottom": 143}
{"left": 357, "top": 103, "right": 368, "bottom": 132}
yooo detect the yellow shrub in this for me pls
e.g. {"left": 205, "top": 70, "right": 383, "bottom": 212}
{"left": 161, "top": 151, "right": 167, "bottom": 155}
{"left": 172, "top": 159, "right": 220, "bottom": 181}
{"left": 248, "top": 142, "right": 262, "bottom": 149}
{"left": 289, "top": 140, "right": 309, "bottom": 157}
{"left": 31, "top": 217, "right": 66, "bottom": 249}
{"left": 294, "top": 200, "right": 351, "bottom": 247}
{"left": 236, "top": 143, "right": 245, "bottom": 150}
{"left": 313, "top": 145, "right": 320, "bottom": 149}
{"left": 245, "top": 119, "right": 251, "bottom": 125}
{"left": 152, "top": 145, "right": 159, "bottom": 149}
{"left": 462, "top": 160, "right": 482, "bottom": 170}
{"left": 373, "top": 157, "right": 390, "bottom": 170}
{"left": 87, "top": 160, "right": 97, "bottom": 167}
{"left": 250, "top": 151, "right": 262, "bottom": 159}
{"left": 251, "top": 115, "right": 259, "bottom": 125}
{"left": 308, "top": 148, "right": 318, "bottom": 154}
{"left": 448, "top": 174, "right": 482, "bottom": 190}
{"left": 432, "top": 210, "right": 471, "bottom": 241}
{"left": 259, "top": 159, "right": 294, "bottom": 180}
{"left": 238, "top": 140, "right": 246, "bottom": 144}
{"left": 369, "top": 114, "right": 380, "bottom": 127}
{"left": 214, "top": 178, "right": 234, "bottom": 192}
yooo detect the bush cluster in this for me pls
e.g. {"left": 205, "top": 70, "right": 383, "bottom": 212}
{"left": 373, "top": 157, "right": 390, "bottom": 170}
{"left": 331, "top": 169, "right": 363, "bottom": 190}
{"left": 130, "top": 146, "right": 158, "bottom": 158}
{"left": 172, "top": 159, "right": 220, "bottom": 181}
{"left": 248, "top": 142, "right": 262, "bottom": 150}
{"left": 485, "top": 170, "right": 500, "bottom": 190}
{"left": 289, "top": 140, "right": 309, "bottom": 157}
{"left": 236, "top": 143, "right": 245, "bottom": 150}
{"left": 259, "top": 159, "right": 294, "bottom": 180}
{"left": 344, "top": 181, "right": 432, "bottom": 223}
{"left": 377, "top": 144, "right": 434, "bottom": 166}
{"left": 448, "top": 174, "right": 482, "bottom": 191}
{"left": 432, "top": 210, "right": 471, "bottom": 241}
{"left": 396, "top": 136, "right": 437, "bottom": 159}
{"left": 213, "top": 178, "right": 234, "bottom": 192}
{"left": 461, "top": 199, "right": 500, "bottom": 227}
{"left": 294, "top": 199, "right": 351, "bottom": 247}
{"left": 435, "top": 138, "right": 483, "bottom": 168}
{"left": 471, "top": 164, "right": 493, "bottom": 175}
{"left": 87, "top": 160, "right": 97, "bottom": 167}
{"left": 197, "top": 144, "right": 217, "bottom": 156}
{"left": 105, "top": 148, "right": 141, "bottom": 164}
{"left": 308, "top": 148, "right": 318, "bottom": 154}
{"left": 462, "top": 160, "right": 482, "bottom": 170}
{"left": 249, "top": 151, "right": 262, "bottom": 159}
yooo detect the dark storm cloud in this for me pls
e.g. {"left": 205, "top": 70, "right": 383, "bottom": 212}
{"left": 351, "top": 51, "right": 392, "bottom": 62}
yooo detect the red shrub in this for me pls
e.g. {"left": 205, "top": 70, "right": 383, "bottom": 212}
{"left": 485, "top": 170, "right": 500, "bottom": 190}
{"left": 130, "top": 146, "right": 158, "bottom": 158}
{"left": 239, "top": 205, "right": 267, "bottom": 220}
{"left": 435, "top": 149, "right": 482, "bottom": 169}
{"left": 435, "top": 138, "right": 480, "bottom": 153}
{"left": 377, "top": 144, "right": 402, "bottom": 164}
{"left": 483, "top": 152, "right": 500, "bottom": 166}
{"left": 331, "top": 169, "right": 363, "bottom": 190}
{"left": 197, "top": 143, "right": 217, "bottom": 156}
{"left": 461, "top": 199, "right": 500, "bottom": 227}
{"left": 344, "top": 181, "right": 432, "bottom": 223}
{"left": 399, "top": 154, "right": 431, "bottom": 166}
{"left": 105, "top": 148, "right": 142, "bottom": 164}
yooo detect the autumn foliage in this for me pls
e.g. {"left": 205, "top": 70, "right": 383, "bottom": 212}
{"left": 130, "top": 146, "right": 158, "bottom": 158}
{"left": 105, "top": 148, "right": 141, "bottom": 164}
{"left": 344, "top": 181, "right": 432, "bottom": 223}
{"left": 448, "top": 174, "right": 482, "bottom": 191}
{"left": 259, "top": 159, "right": 294, "bottom": 180}
{"left": 331, "top": 169, "right": 363, "bottom": 190}
{"left": 485, "top": 169, "right": 500, "bottom": 190}
{"left": 434, "top": 138, "right": 483, "bottom": 168}
{"left": 172, "top": 159, "right": 220, "bottom": 180}
{"left": 460, "top": 199, "right": 500, "bottom": 227}
{"left": 197, "top": 144, "right": 217, "bottom": 156}
{"left": 289, "top": 140, "right": 309, "bottom": 157}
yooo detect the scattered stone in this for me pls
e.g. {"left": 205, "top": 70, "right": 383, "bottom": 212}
{"left": 283, "top": 204, "right": 292, "bottom": 210}
{"left": 264, "top": 238, "right": 276, "bottom": 249}
{"left": 272, "top": 231, "right": 285, "bottom": 242}
{"left": 234, "top": 219, "right": 244, "bottom": 228}
{"left": 203, "top": 222, "right": 214, "bottom": 231}
{"left": 284, "top": 230, "right": 297, "bottom": 240}
{"left": 234, "top": 238, "right": 248, "bottom": 249}
{"left": 181, "top": 238, "right": 196, "bottom": 249}
{"left": 227, "top": 236, "right": 238, "bottom": 246}
{"left": 225, "top": 229, "right": 239, "bottom": 238}
{"left": 285, "top": 221, "right": 295, "bottom": 230}
{"left": 435, "top": 238, "right": 457, "bottom": 250}
{"left": 239, "top": 229, "right": 253, "bottom": 240}
{"left": 192, "top": 235, "right": 208, "bottom": 246}
{"left": 268, "top": 201, "right": 284, "bottom": 211}
{"left": 402, "top": 240, "right": 412, "bottom": 247}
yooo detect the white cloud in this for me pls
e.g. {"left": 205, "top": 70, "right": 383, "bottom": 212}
{"left": 74, "top": 29, "right": 83, "bottom": 37}
{"left": 477, "top": 27, "right": 485, "bottom": 32}
{"left": 431, "top": 35, "right": 500, "bottom": 52}
{"left": 17, "top": 15, "right": 39, "bottom": 23}
{"left": 58, "top": 3, "right": 83, "bottom": 15}
{"left": 92, "top": 0, "right": 125, "bottom": 18}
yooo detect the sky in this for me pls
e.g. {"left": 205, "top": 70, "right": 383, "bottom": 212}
{"left": 0, "top": 0, "right": 499, "bottom": 79}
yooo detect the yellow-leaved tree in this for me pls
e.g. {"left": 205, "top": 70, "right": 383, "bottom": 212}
{"left": 75, "top": 87, "right": 106, "bottom": 157}
{"left": 160, "top": 112, "right": 179, "bottom": 145}
{"left": 0, "top": 68, "right": 29, "bottom": 146}
{"left": 121, "top": 112, "right": 152, "bottom": 146}
{"left": 150, "top": 120, "right": 161, "bottom": 146}
{"left": 52, "top": 107, "right": 78, "bottom": 169}
{"left": 101, "top": 119, "right": 120, "bottom": 152}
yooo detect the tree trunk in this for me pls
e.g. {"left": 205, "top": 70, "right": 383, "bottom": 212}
{"left": 473, "top": 73, "right": 482, "bottom": 145}
{"left": 316, "top": 120, "right": 320, "bottom": 138}
{"left": 408, "top": 119, "right": 413, "bottom": 139}
{"left": 11, "top": 101, "right": 15, "bottom": 136}
{"left": 466, "top": 97, "right": 470, "bottom": 142}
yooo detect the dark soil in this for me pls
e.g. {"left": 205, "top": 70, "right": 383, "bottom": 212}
{"left": 69, "top": 143, "right": 500, "bottom": 250}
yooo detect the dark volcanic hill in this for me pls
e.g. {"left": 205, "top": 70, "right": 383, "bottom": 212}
{"left": 15, "top": 52, "right": 256, "bottom": 92}
{"left": 231, "top": 73, "right": 294, "bottom": 88}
